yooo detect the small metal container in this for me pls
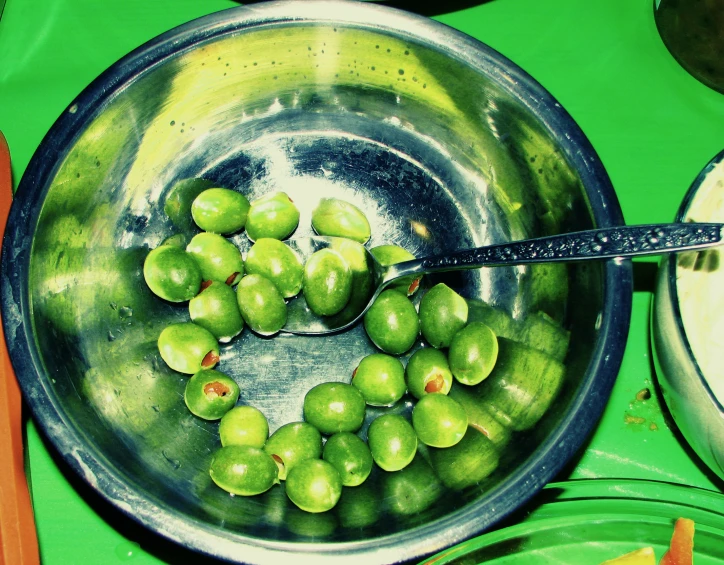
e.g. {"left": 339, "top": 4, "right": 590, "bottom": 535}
{"left": 1, "top": 1, "right": 631, "bottom": 563}
{"left": 652, "top": 148, "right": 724, "bottom": 481}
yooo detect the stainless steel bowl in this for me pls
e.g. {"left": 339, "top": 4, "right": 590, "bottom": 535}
{"left": 1, "top": 2, "right": 632, "bottom": 563}
{"left": 652, "top": 148, "right": 724, "bottom": 481}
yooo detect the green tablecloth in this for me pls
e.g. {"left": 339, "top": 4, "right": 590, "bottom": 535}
{"left": 1, "top": 0, "right": 722, "bottom": 563}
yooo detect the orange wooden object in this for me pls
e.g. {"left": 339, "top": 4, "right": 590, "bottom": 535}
{"left": 0, "top": 131, "right": 41, "bottom": 565}
{"left": 659, "top": 518, "right": 695, "bottom": 565}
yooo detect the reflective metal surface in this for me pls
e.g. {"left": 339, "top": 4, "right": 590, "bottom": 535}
{"left": 1, "top": 2, "right": 632, "bottom": 564}
{"left": 652, "top": 148, "right": 724, "bottom": 481}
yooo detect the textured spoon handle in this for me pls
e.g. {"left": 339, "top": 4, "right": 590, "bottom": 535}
{"left": 388, "top": 223, "right": 724, "bottom": 281}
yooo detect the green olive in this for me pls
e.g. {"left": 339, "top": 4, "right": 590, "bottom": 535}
{"left": 158, "top": 322, "right": 219, "bottom": 374}
{"left": 184, "top": 369, "right": 239, "bottom": 420}
{"left": 303, "top": 382, "right": 366, "bottom": 435}
{"left": 191, "top": 187, "right": 250, "bottom": 234}
{"left": 352, "top": 353, "right": 407, "bottom": 406}
{"left": 363, "top": 289, "right": 419, "bottom": 355}
{"left": 411, "top": 393, "right": 467, "bottom": 448}
{"left": 419, "top": 283, "right": 468, "bottom": 348}
{"left": 143, "top": 245, "right": 201, "bottom": 302}
{"left": 303, "top": 249, "right": 353, "bottom": 317}
{"left": 448, "top": 321, "right": 499, "bottom": 385}
{"left": 405, "top": 347, "right": 453, "bottom": 399}
{"left": 186, "top": 232, "right": 244, "bottom": 285}
{"left": 245, "top": 192, "right": 300, "bottom": 241}
{"left": 236, "top": 274, "right": 288, "bottom": 336}
{"left": 219, "top": 405, "right": 269, "bottom": 448}
{"left": 322, "top": 432, "right": 373, "bottom": 487}
{"left": 285, "top": 459, "right": 342, "bottom": 513}
{"left": 245, "top": 238, "right": 303, "bottom": 298}
{"left": 263, "top": 421, "right": 322, "bottom": 480}
{"left": 311, "top": 198, "right": 371, "bottom": 244}
{"left": 209, "top": 445, "right": 278, "bottom": 496}
{"left": 366, "top": 414, "right": 417, "bottom": 472}
{"left": 369, "top": 244, "right": 421, "bottom": 296}
{"left": 188, "top": 281, "right": 244, "bottom": 342}
{"left": 328, "top": 238, "right": 374, "bottom": 322}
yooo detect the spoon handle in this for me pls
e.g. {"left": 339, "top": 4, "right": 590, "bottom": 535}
{"left": 387, "top": 223, "right": 724, "bottom": 281}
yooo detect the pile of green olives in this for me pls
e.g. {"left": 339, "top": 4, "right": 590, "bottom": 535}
{"left": 142, "top": 180, "right": 568, "bottom": 516}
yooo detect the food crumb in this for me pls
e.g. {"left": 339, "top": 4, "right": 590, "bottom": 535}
{"left": 636, "top": 388, "right": 652, "bottom": 401}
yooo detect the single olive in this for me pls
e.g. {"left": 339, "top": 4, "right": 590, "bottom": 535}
{"left": 158, "top": 322, "right": 219, "bottom": 374}
{"left": 405, "top": 347, "right": 453, "bottom": 399}
{"left": 219, "top": 405, "right": 269, "bottom": 448}
{"left": 191, "top": 187, "right": 250, "bottom": 234}
{"left": 189, "top": 281, "right": 244, "bottom": 343}
{"left": 245, "top": 238, "right": 303, "bottom": 298}
{"left": 143, "top": 245, "right": 201, "bottom": 302}
{"left": 285, "top": 459, "right": 343, "bottom": 514}
{"left": 236, "top": 274, "right": 287, "bottom": 336}
{"left": 328, "top": 238, "right": 374, "bottom": 322}
{"left": 382, "top": 455, "right": 444, "bottom": 516}
{"left": 186, "top": 232, "right": 244, "bottom": 286}
{"left": 263, "top": 421, "right": 322, "bottom": 480}
{"left": 302, "top": 248, "right": 353, "bottom": 317}
{"left": 369, "top": 244, "right": 421, "bottom": 296}
{"left": 352, "top": 353, "right": 406, "bottom": 406}
{"left": 363, "top": 289, "right": 419, "bottom": 355}
{"left": 245, "top": 192, "right": 300, "bottom": 241}
{"left": 209, "top": 445, "right": 279, "bottom": 496}
{"left": 419, "top": 283, "right": 468, "bottom": 348}
{"left": 448, "top": 321, "right": 499, "bottom": 386}
{"left": 303, "top": 382, "right": 366, "bottom": 435}
{"left": 322, "top": 432, "right": 373, "bottom": 487}
{"left": 184, "top": 369, "right": 239, "bottom": 420}
{"left": 311, "top": 198, "right": 371, "bottom": 244}
{"left": 366, "top": 414, "right": 417, "bottom": 472}
{"left": 411, "top": 393, "right": 467, "bottom": 448}
{"left": 428, "top": 427, "right": 500, "bottom": 491}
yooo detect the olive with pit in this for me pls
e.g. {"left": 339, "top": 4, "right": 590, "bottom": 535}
{"left": 311, "top": 197, "right": 371, "bottom": 244}
{"left": 244, "top": 238, "right": 303, "bottom": 298}
{"left": 363, "top": 289, "right": 419, "bottom": 355}
{"left": 219, "top": 405, "right": 269, "bottom": 448}
{"left": 186, "top": 232, "right": 244, "bottom": 285}
{"left": 448, "top": 321, "right": 499, "bottom": 385}
{"left": 369, "top": 244, "right": 421, "bottom": 296}
{"left": 419, "top": 283, "right": 468, "bottom": 348}
{"left": 303, "top": 382, "right": 366, "bottom": 435}
{"left": 263, "top": 421, "right": 322, "bottom": 480}
{"left": 322, "top": 432, "right": 373, "bottom": 487}
{"left": 158, "top": 322, "right": 219, "bottom": 374}
{"left": 303, "top": 249, "right": 352, "bottom": 317}
{"left": 352, "top": 353, "right": 406, "bottom": 406}
{"left": 143, "top": 245, "right": 201, "bottom": 302}
{"left": 236, "top": 274, "right": 288, "bottom": 336}
{"left": 191, "top": 187, "right": 250, "bottom": 234}
{"left": 245, "top": 192, "right": 300, "bottom": 241}
{"left": 285, "top": 459, "right": 343, "bottom": 514}
{"left": 209, "top": 445, "right": 279, "bottom": 496}
{"left": 411, "top": 393, "right": 467, "bottom": 448}
{"left": 189, "top": 281, "right": 244, "bottom": 343}
{"left": 366, "top": 414, "right": 417, "bottom": 472}
{"left": 184, "top": 369, "right": 239, "bottom": 420}
{"left": 405, "top": 347, "right": 453, "bottom": 399}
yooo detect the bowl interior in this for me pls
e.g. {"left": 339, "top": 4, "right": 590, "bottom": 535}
{"left": 6, "top": 3, "right": 629, "bottom": 563}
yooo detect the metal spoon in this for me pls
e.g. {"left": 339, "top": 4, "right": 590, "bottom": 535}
{"left": 282, "top": 222, "right": 724, "bottom": 335}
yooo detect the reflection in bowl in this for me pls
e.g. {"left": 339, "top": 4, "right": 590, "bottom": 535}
{"left": 653, "top": 148, "right": 724, "bottom": 481}
{"left": 1, "top": 1, "right": 631, "bottom": 563}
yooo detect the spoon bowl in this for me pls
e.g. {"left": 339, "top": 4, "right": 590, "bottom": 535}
{"left": 282, "top": 222, "right": 724, "bottom": 334}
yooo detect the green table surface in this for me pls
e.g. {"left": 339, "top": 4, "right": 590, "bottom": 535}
{"left": 1, "top": 0, "right": 723, "bottom": 563}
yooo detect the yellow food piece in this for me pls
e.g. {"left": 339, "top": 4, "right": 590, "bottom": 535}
{"left": 598, "top": 547, "right": 656, "bottom": 565}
